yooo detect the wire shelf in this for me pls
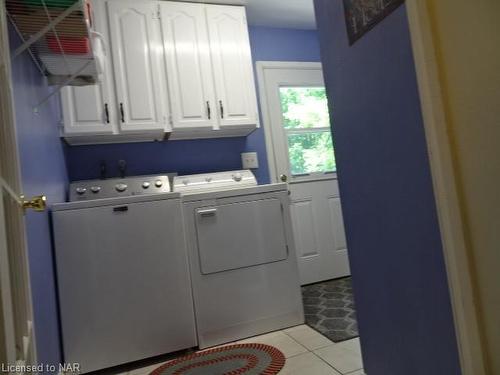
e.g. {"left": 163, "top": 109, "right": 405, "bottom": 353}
{"left": 6, "top": 0, "right": 98, "bottom": 86}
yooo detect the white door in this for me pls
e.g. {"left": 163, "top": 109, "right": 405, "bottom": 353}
{"left": 107, "top": 0, "right": 167, "bottom": 132}
{"left": 206, "top": 5, "right": 258, "bottom": 128}
{"left": 258, "top": 61, "right": 350, "bottom": 285}
{"left": 60, "top": 0, "right": 115, "bottom": 135}
{"left": 0, "top": 3, "right": 37, "bottom": 370}
{"left": 60, "top": 84, "right": 114, "bottom": 135}
{"left": 160, "top": 2, "right": 217, "bottom": 131}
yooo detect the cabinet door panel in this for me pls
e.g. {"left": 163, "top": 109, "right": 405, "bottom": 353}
{"left": 107, "top": 1, "right": 167, "bottom": 132}
{"left": 161, "top": 2, "right": 216, "bottom": 131}
{"left": 61, "top": 84, "right": 113, "bottom": 135}
{"left": 206, "top": 5, "right": 258, "bottom": 127}
{"left": 60, "top": 0, "right": 115, "bottom": 135}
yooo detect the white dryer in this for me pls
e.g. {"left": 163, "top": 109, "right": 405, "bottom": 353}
{"left": 174, "top": 170, "right": 304, "bottom": 348}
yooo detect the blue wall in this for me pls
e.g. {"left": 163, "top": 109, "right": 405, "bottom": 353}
{"left": 246, "top": 26, "right": 322, "bottom": 183}
{"left": 65, "top": 26, "right": 322, "bottom": 184}
{"left": 9, "top": 32, "right": 67, "bottom": 372}
{"left": 65, "top": 138, "right": 247, "bottom": 181}
{"left": 313, "top": 2, "right": 461, "bottom": 374}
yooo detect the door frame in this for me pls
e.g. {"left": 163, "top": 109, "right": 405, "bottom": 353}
{"left": 0, "top": 0, "right": 38, "bottom": 369}
{"left": 0, "top": 2, "right": 17, "bottom": 365}
{"left": 406, "top": 2, "right": 486, "bottom": 374}
{"left": 256, "top": 61, "right": 325, "bottom": 184}
{"left": 0, "top": 191, "right": 16, "bottom": 372}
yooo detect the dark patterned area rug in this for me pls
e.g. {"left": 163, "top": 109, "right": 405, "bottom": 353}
{"left": 301, "top": 277, "right": 359, "bottom": 342}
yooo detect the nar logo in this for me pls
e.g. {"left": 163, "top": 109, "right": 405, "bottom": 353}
{"left": 59, "top": 363, "right": 81, "bottom": 373}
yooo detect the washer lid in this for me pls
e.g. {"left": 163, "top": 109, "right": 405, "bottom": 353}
{"left": 173, "top": 170, "right": 257, "bottom": 194}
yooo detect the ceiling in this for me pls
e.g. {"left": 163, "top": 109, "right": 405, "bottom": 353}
{"left": 184, "top": 0, "right": 317, "bottom": 30}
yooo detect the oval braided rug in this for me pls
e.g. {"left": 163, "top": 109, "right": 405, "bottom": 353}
{"left": 150, "top": 343, "right": 285, "bottom": 375}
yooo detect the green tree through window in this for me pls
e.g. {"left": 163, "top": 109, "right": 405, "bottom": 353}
{"left": 279, "top": 87, "right": 336, "bottom": 175}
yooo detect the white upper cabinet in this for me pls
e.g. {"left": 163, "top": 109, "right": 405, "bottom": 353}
{"left": 107, "top": 0, "right": 168, "bottom": 132}
{"left": 160, "top": 2, "right": 217, "bottom": 132}
{"left": 60, "top": 0, "right": 259, "bottom": 143}
{"left": 60, "top": 0, "right": 115, "bottom": 136}
{"left": 206, "top": 5, "right": 258, "bottom": 128}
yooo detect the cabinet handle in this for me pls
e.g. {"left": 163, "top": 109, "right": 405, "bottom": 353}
{"left": 219, "top": 100, "right": 224, "bottom": 119}
{"left": 119, "top": 102, "right": 125, "bottom": 123}
{"left": 207, "top": 101, "right": 211, "bottom": 120}
{"left": 198, "top": 208, "right": 217, "bottom": 218}
{"left": 104, "top": 103, "right": 110, "bottom": 124}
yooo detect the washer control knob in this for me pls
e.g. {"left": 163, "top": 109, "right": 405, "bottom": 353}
{"left": 90, "top": 186, "right": 101, "bottom": 194}
{"left": 155, "top": 180, "right": 163, "bottom": 188}
{"left": 182, "top": 179, "right": 189, "bottom": 186}
{"left": 142, "top": 182, "right": 151, "bottom": 189}
{"left": 115, "top": 183, "right": 127, "bottom": 192}
{"left": 233, "top": 173, "right": 243, "bottom": 182}
{"left": 205, "top": 177, "right": 213, "bottom": 183}
{"left": 75, "top": 187, "right": 87, "bottom": 195}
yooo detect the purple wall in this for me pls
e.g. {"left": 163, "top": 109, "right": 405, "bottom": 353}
{"left": 65, "top": 26, "right": 322, "bottom": 184}
{"left": 313, "top": 2, "right": 461, "bottom": 374}
{"left": 65, "top": 138, "right": 247, "bottom": 181}
{"left": 246, "top": 26, "right": 322, "bottom": 183}
{"left": 9, "top": 32, "right": 67, "bottom": 372}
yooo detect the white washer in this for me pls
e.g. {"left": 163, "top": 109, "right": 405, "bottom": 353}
{"left": 174, "top": 170, "right": 304, "bottom": 348}
{"left": 52, "top": 175, "right": 197, "bottom": 373}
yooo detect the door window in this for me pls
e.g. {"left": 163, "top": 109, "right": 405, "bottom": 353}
{"left": 279, "top": 87, "right": 336, "bottom": 177}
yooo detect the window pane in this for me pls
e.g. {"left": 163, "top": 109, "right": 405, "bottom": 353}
{"left": 279, "top": 87, "right": 330, "bottom": 129}
{"left": 287, "top": 132, "right": 336, "bottom": 175}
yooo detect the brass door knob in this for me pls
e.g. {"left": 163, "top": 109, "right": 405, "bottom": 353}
{"left": 280, "top": 174, "right": 288, "bottom": 182}
{"left": 21, "top": 195, "right": 47, "bottom": 213}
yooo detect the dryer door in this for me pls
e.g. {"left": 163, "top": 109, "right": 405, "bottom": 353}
{"left": 195, "top": 197, "right": 288, "bottom": 274}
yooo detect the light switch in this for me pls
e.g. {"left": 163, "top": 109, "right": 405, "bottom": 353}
{"left": 241, "top": 152, "right": 259, "bottom": 169}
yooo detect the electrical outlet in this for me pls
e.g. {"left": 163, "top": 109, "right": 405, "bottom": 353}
{"left": 241, "top": 152, "right": 259, "bottom": 169}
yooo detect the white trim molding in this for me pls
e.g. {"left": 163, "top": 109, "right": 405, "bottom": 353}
{"left": 0, "top": 0, "right": 38, "bottom": 370}
{"left": 406, "top": 1, "right": 486, "bottom": 374}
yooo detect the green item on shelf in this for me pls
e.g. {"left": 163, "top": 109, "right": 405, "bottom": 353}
{"left": 22, "top": 0, "right": 79, "bottom": 9}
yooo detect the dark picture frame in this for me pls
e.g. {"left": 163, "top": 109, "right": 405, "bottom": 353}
{"left": 343, "top": 0, "right": 405, "bottom": 45}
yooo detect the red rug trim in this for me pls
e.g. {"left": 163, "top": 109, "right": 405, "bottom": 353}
{"left": 150, "top": 343, "right": 286, "bottom": 375}
{"left": 172, "top": 354, "right": 258, "bottom": 375}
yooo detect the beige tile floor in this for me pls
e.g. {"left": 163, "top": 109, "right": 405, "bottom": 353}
{"left": 120, "top": 325, "right": 365, "bottom": 375}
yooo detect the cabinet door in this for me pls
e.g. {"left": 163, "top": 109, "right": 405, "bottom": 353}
{"left": 107, "top": 0, "right": 167, "bottom": 132}
{"left": 160, "top": 2, "right": 217, "bottom": 131}
{"left": 206, "top": 5, "right": 259, "bottom": 128}
{"left": 60, "top": 0, "right": 115, "bottom": 135}
{"left": 60, "top": 84, "right": 113, "bottom": 135}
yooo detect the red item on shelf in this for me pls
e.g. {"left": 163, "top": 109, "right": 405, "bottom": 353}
{"left": 47, "top": 36, "right": 90, "bottom": 55}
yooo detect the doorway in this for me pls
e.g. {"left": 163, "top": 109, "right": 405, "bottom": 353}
{"left": 257, "top": 62, "right": 350, "bottom": 286}
{"left": 257, "top": 61, "right": 358, "bottom": 343}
